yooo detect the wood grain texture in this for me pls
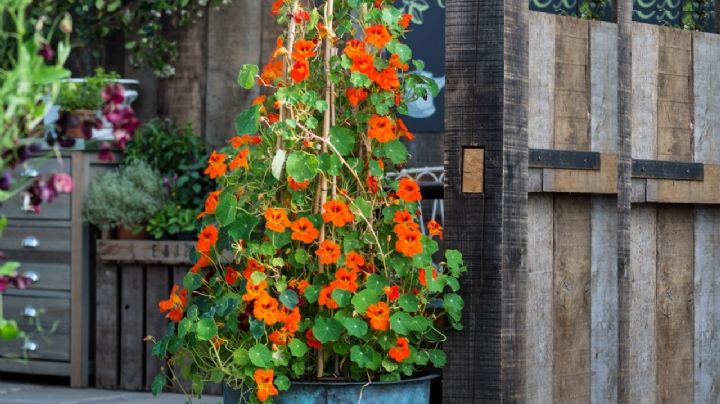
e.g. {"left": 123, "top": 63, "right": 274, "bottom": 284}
{"left": 144, "top": 265, "right": 170, "bottom": 391}
{"left": 693, "top": 32, "right": 720, "bottom": 165}
{"left": 631, "top": 178, "right": 647, "bottom": 203}
{"left": 97, "top": 240, "right": 194, "bottom": 264}
{"left": 527, "top": 194, "right": 553, "bottom": 404}
{"left": 529, "top": 12, "right": 555, "bottom": 149}
{"left": 646, "top": 164, "right": 720, "bottom": 204}
{"left": 589, "top": 21, "right": 618, "bottom": 154}
{"left": 205, "top": 0, "right": 262, "bottom": 147}
{"left": 70, "top": 151, "right": 88, "bottom": 387}
{"left": 627, "top": 205, "right": 657, "bottom": 404}
{"left": 656, "top": 206, "right": 694, "bottom": 403}
{"left": 590, "top": 196, "right": 618, "bottom": 404}
{"left": 657, "top": 28, "right": 693, "bottom": 161}
{"left": 95, "top": 262, "right": 119, "bottom": 389}
{"left": 693, "top": 207, "right": 720, "bottom": 404}
{"left": 554, "top": 16, "right": 589, "bottom": 151}
{"left": 631, "top": 24, "right": 659, "bottom": 160}
{"left": 552, "top": 196, "right": 591, "bottom": 404}
{"left": 461, "top": 148, "right": 484, "bottom": 193}
{"left": 542, "top": 153, "right": 617, "bottom": 194}
{"left": 120, "top": 264, "right": 144, "bottom": 390}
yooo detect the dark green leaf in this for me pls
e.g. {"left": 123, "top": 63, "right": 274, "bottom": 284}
{"left": 311, "top": 317, "right": 343, "bottom": 343}
{"left": 383, "top": 140, "right": 408, "bottom": 164}
{"left": 305, "top": 285, "right": 320, "bottom": 303}
{"left": 429, "top": 350, "right": 447, "bottom": 367}
{"left": 286, "top": 151, "right": 319, "bottom": 182}
{"left": 248, "top": 344, "right": 273, "bottom": 368}
{"left": 151, "top": 374, "right": 166, "bottom": 396}
{"left": 350, "top": 345, "right": 375, "bottom": 368}
{"left": 342, "top": 317, "right": 369, "bottom": 338}
{"left": 215, "top": 192, "right": 237, "bottom": 226}
{"left": 398, "top": 294, "right": 419, "bottom": 312}
{"left": 196, "top": 318, "right": 217, "bottom": 341}
{"left": 330, "top": 127, "right": 355, "bottom": 156}
{"left": 275, "top": 375, "right": 291, "bottom": 391}
{"left": 331, "top": 288, "right": 351, "bottom": 308}
{"left": 235, "top": 104, "right": 260, "bottom": 135}
{"left": 289, "top": 338, "right": 308, "bottom": 357}
{"left": 279, "top": 289, "right": 299, "bottom": 309}
{"left": 351, "top": 289, "right": 379, "bottom": 314}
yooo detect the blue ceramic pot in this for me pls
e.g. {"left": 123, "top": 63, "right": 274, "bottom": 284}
{"left": 223, "top": 374, "right": 437, "bottom": 404}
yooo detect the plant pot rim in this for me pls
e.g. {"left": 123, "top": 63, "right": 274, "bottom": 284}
{"left": 285, "top": 373, "right": 438, "bottom": 387}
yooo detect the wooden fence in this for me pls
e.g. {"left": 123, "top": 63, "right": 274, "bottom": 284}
{"left": 443, "top": 1, "right": 720, "bottom": 403}
{"left": 94, "top": 240, "right": 221, "bottom": 395}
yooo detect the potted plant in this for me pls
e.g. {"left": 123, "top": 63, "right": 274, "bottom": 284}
{"left": 83, "top": 160, "right": 166, "bottom": 239}
{"left": 55, "top": 68, "right": 119, "bottom": 138}
{"left": 152, "top": 0, "right": 464, "bottom": 402}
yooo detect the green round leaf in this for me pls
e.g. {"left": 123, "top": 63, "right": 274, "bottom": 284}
{"left": 329, "top": 127, "right": 355, "bottom": 156}
{"left": 331, "top": 288, "right": 351, "bottom": 308}
{"left": 275, "top": 375, "right": 291, "bottom": 391}
{"left": 196, "top": 318, "right": 218, "bottom": 341}
{"left": 280, "top": 289, "right": 299, "bottom": 309}
{"left": 289, "top": 338, "right": 308, "bottom": 357}
{"left": 216, "top": 192, "right": 237, "bottom": 227}
{"left": 304, "top": 285, "right": 321, "bottom": 303}
{"left": 342, "top": 317, "right": 369, "bottom": 338}
{"left": 350, "top": 345, "right": 375, "bottom": 368}
{"left": 235, "top": 104, "right": 260, "bottom": 135}
{"left": 232, "top": 348, "right": 250, "bottom": 366}
{"left": 248, "top": 344, "right": 273, "bottom": 368}
{"left": 286, "top": 151, "right": 319, "bottom": 182}
{"left": 351, "top": 289, "right": 379, "bottom": 314}
{"left": 398, "top": 294, "right": 419, "bottom": 312}
{"left": 383, "top": 140, "right": 408, "bottom": 164}
{"left": 311, "top": 317, "right": 343, "bottom": 343}
{"left": 237, "top": 64, "right": 259, "bottom": 89}
{"left": 429, "top": 350, "right": 447, "bottom": 367}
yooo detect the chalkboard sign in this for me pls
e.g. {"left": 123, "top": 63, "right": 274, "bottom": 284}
{"left": 398, "top": 0, "right": 445, "bottom": 133}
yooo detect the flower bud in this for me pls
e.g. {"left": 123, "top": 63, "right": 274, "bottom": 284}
{"left": 60, "top": 14, "right": 72, "bottom": 34}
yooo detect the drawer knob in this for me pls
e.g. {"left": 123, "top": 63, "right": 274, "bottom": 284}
{"left": 22, "top": 271, "right": 39, "bottom": 283}
{"left": 22, "top": 340, "right": 38, "bottom": 352}
{"left": 20, "top": 166, "right": 39, "bottom": 178}
{"left": 22, "top": 306, "right": 37, "bottom": 318}
{"left": 21, "top": 236, "right": 39, "bottom": 248}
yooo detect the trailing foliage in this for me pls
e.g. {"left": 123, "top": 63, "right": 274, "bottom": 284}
{"left": 56, "top": 68, "right": 119, "bottom": 110}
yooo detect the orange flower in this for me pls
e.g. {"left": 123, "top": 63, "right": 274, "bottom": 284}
{"left": 366, "top": 301, "right": 390, "bottom": 331}
{"left": 395, "top": 228, "right": 423, "bottom": 257}
{"left": 418, "top": 267, "right": 438, "bottom": 287}
{"left": 243, "top": 259, "right": 265, "bottom": 279}
{"left": 396, "top": 118, "right": 414, "bottom": 141}
{"left": 397, "top": 178, "right": 421, "bottom": 202}
{"left": 389, "top": 54, "right": 409, "bottom": 71}
{"left": 293, "top": 7, "right": 310, "bottom": 23}
{"left": 253, "top": 293, "right": 281, "bottom": 325}
{"left": 393, "top": 209, "right": 420, "bottom": 235}
{"left": 344, "top": 251, "right": 365, "bottom": 271}
{"left": 332, "top": 267, "right": 360, "bottom": 293}
{"left": 224, "top": 267, "right": 239, "bottom": 285}
{"left": 290, "top": 59, "right": 310, "bottom": 82}
{"left": 196, "top": 224, "right": 219, "bottom": 254}
{"left": 293, "top": 39, "right": 316, "bottom": 61}
{"left": 318, "top": 285, "right": 339, "bottom": 309}
{"left": 197, "top": 190, "right": 221, "bottom": 218}
{"left": 282, "top": 306, "right": 301, "bottom": 333}
{"left": 204, "top": 151, "right": 227, "bottom": 179}
{"left": 190, "top": 254, "right": 211, "bottom": 273}
{"left": 306, "top": 329, "right": 322, "bottom": 348}
{"left": 367, "top": 115, "right": 396, "bottom": 143}
{"left": 229, "top": 135, "right": 261, "bottom": 148}
{"left": 350, "top": 51, "right": 376, "bottom": 76}
{"left": 371, "top": 67, "right": 400, "bottom": 90}
{"left": 253, "top": 369, "right": 279, "bottom": 402}
{"left": 242, "top": 278, "right": 268, "bottom": 302}
{"left": 427, "top": 220, "right": 443, "bottom": 240}
{"left": 265, "top": 207, "right": 291, "bottom": 233}
{"left": 229, "top": 149, "right": 250, "bottom": 170}
{"left": 399, "top": 14, "right": 412, "bottom": 29}
{"left": 260, "top": 58, "right": 283, "bottom": 85}
{"left": 158, "top": 285, "right": 188, "bottom": 322}
{"left": 343, "top": 39, "right": 365, "bottom": 59}
{"left": 270, "top": 0, "right": 283, "bottom": 15}
{"left": 291, "top": 217, "right": 319, "bottom": 244}
{"left": 388, "top": 337, "right": 411, "bottom": 362}
{"left": 383, "top": 285, "right": 400, "bottom": 301}
{"left": 316, "top": 240, "right": 341, "bottom": 265}
{"left": 365, "top": 24, "right": 392, "bottom": 49}
{"left": 366, "top": 175, "right": 379, "bottom": 193}
{"left": 346, "top": 87, "right": 369, "bottom": 107}
{"left": 289, "top": 279, "right": 310, "bottom": 295}
{"left": 322, "top": 200, "right": 355, "bottom": 227}
{"left": 288, "top": 176, "right": 311, "bottom": 191}
{"left": 269, "top": 329, "right": 292, "bottom": 346}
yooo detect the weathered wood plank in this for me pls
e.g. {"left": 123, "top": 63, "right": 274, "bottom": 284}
{"left": 97, "top": 240, "right": 194, "bottom": 264}
{"left": 590, "top": 196, "right": 618, "bottom": 403}
{"left": 144, "top": 265, "right": 170, "bottom": 391}
{"left": 646, "top": 164, "right": 720, "bottom": 204}
{"left": 656, "top": 206, "right": 694, "bottom": 403}
{"left": 529, "top": 12, "right": 555, "bottom": 149}
{"left": 542, "top": 153, "right": 617, "bottom": 194}
{"left": 631, "top": 178, "right": 647, "bottom": 203}
{"left": 95, "top": 262, "right": 119, "bottom": 389}
{"left": 631, "top": 24, "right": 659, "bottom": 160}
{"left": 693, "top": 32, "right": 720, "bottom": 164}
{"left": 554, "top": 16, "right": 589, "bottom": 151}
{"left": 553, "top": 196, "right": 591, "bottom": 403}
{"left": 120, "top": 264, "right": 145, "bottom": 390}
{"left": 527, "top": 194, "right": 553, "bottom": 403}
{"left": 627, "top": 205, "right": 657, "bottom": 404}
{"left": 528, "top": 168, "right": 543, "bottom": 193}
{"left": 590, "top": 21, "right": 618, "bottom": 154}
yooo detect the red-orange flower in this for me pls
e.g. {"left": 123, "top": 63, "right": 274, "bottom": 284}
{"left": 190, "top": 254, "right": 211, "bottom": 273}
{"left": 253, "top": 293, "right": 281, "bottom": 325}
{"left": 399, "top": 13, "right": 412, "bottom": 29}
{"left": 288, "top": 176, "right": 311, "bottom": 191}
{"left": 316, "top": 239, "right": 341, "bottom": 265}
{"left": 344, "top": 251, "right": 365, "bottom": 271}
{"left": 367, "top": 115, "right": 396, "bottom": 143}
{"left": 346, "top": 87, "right": 368, "bottom": 106}
{"left": 389, "top": 54, "right": 409, "bottom": 71}
{"left": 332, "top": 267, "right": 360, "bottom": 293}
{"left": 254, "top": 369, "right": 279, "bottom": 402}
{"left": 383, "top": 285, "right": 400, "bottom": 301}
{"left": 293, "top": 8, "right": 310, "bottom": 23}
{"left": 243, "top": 259, "right": 265, "bottom": 279}
{"left": 388, "top": 337, "right": 411, "bottom": 362}
{"left": 396, "top": 118, "right": 414, "bottom": 141}
{"left": 343, "top": 39, "right": 365, "bottom": 59}
{"left": 230, "top": 135, "right": 262, "bottom": 148}
{"left": 290, "top": 59, "right": 310, "bottom": 82}
{"left": 197, "top": 190, "right": 220, "bottom": 218}
{"left": 366, "top": 301, "right": 390, "bottom": 331}
{"left": 418, "top": 267, "right": 438, "bottom": 287}
{"left": 427, "top": 220, "right": 443, "bottom": 240}
{"left": 158, "top": 285, "right": 188, "bottom": 322}
{"left": 393, "top": 209, "right": 420, "bottom": 235}
{"left": 269, "top": 329, "right": 291, "bottom": 346}
{"left": 196, "top": 224, "right": 219, "bottom": 254}
{"left": 365, "top": 24, "right": 392, "bottom": 49}
{"left": 371, "top": 67, "right": 400, "bottom": 90}
{"left": 260, "top": 58, "right": 283, "bottom": 85}
{"left": 282, "top": 306, "right": 301, "bottom": 334}
{"left": 291, "top": 217, "right": 319, "bottom": 244}
{"left": 366, "top": 175, "right": 379, "bottom": 193}
{"left": 242, "top": 278, "right": 268, "bottom": 302}
{"left": 270, "top": 0, "right": 283, "bottom": 15}
{"left": 204, "top": 151, "right": 227, "bottom": 179}
{"left": 306, "top": 329, "right": 322, "bottom": 348}
{"left": 265, "top": 207, "right": 291, "bottom": 233}
{"left": 396, "top": 228, "right": 423, "bottom": 257}
{"left": 350, "top": 51, "right": 376, "bottom": 76}
{"left": 318, "top": 285, "right": 339, "bottom": 309}
{"left": 322, "top": 200, "right": 355, "bottom": 227}
{"left": 289, "top": 279, "right": 310, "bottom": 295}
{"left": 224, "top": 267, "right": 239, "bottom": 285}
{"left": 293, "top": 40, "right": 316, "bottom": 61}
{"left": 229, "top": 149, "right": 249, "bottom": 170}
{"left": 397, "top": 178, "right": 421, "bottom": 202}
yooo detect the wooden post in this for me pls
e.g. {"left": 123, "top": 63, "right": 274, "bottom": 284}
{"left": 443, "top": 0, "right": 528, "bottom": 401}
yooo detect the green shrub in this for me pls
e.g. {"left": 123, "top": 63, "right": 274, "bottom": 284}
{"left": 56, "top": 68, "right": 119, "bottom": 111}
{"left": 83, "top": 161, "right": 166, "bottom": 229}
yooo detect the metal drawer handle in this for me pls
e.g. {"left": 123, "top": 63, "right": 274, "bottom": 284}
{"left": 22, "top": 340, "right": 38, "bottom": 352}
{"left": 22, "top": 271, "right": 39, "bottom": 283}
{"left": 21, "top": 236, "right": 39, "bottom": 248}
{"left": 20, "top": 166, "right": 39, "bottom": 178}
{"left": 22, "top": 306, "right": 37, "bottom": 318}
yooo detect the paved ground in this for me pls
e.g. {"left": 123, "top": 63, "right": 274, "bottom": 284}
{"left": 0, "top": 381, "right": 222, "bottom": 404}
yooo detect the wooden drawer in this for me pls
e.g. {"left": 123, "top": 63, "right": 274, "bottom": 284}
{"left": 10, "top": 262, "right": 71, "bottom": 292}
{"left": 0, "top": 157, "right": 72, "bottom": 221}
{"left": 0, "top": 226, "right": 72, "bottom": 255}
{"left": 0, "top": 333, "right": 69, "bottom": 362}
{"left": 1, "top": 294, "right": 71, "bottom": 335}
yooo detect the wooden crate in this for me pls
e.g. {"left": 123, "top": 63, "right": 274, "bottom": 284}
{"left": 94, "top": 240, "right": 221, "bottom": 395}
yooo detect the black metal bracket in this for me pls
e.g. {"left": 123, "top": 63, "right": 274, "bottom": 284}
{"left": 632, "top": 159, "right": 704, "bottom": 181}
{"left": 528, "top": 149, "right": 601, "bottom": 170}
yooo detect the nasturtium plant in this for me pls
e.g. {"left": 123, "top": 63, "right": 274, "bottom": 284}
{"left": 153, "top": 0, "right": 465, "bottom": 402}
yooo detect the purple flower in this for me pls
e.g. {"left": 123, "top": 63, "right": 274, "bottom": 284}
{"left": 101, "top": 83, "right": 125, "bottom": 104}
{"left": 0, "top": 172, "right": 12, "bottom": 191}
{"left": 98, "top": 142, "right": 116, "bottom": 162}
{"left": 38, "top": 42, "right": 54, "bottom": 63}
{"left": 51, "top": 172, "right": 73, "bottom": 194}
